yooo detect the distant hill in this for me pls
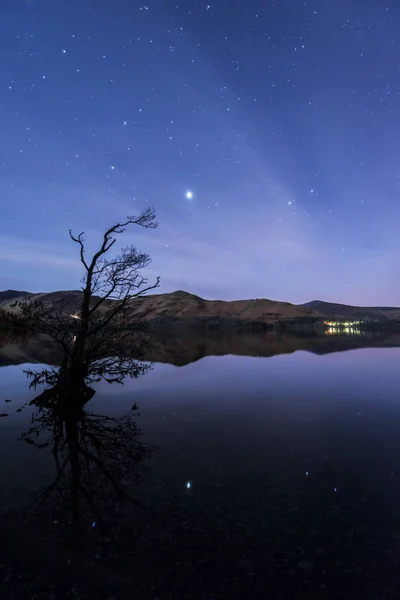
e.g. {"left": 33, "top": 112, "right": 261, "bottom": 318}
{"left": 1, "top": 289, "right": 400, "bottom": 329}
{"left": 0, "top": 288, "right": 318, "bottom": 329}
{"left": 0, "top": 290, "right": 31, "bottom": 303}
{"left": 128, "top": 289, "right": 317, "bottom": 324}
{"left": 300, "top": 300, "right": 400, "bottom": 322}
{"left": 0, "top": 289, "right": 94, "bottom": 315}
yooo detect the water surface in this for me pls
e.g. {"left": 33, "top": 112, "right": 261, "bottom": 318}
{"left": 1, "top": 335, "right": 400, "bottom": 598}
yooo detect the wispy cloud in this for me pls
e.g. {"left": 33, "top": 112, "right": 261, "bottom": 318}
{"left": 0, "top": 236, "right": 80, "bottom": 271}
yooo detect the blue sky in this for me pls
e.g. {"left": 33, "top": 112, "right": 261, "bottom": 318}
{"left": 1, "top": 0, "right": 399, "bottom": 305}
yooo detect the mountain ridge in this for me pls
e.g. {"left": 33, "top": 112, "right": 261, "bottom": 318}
{"left": 300, "top": 300, "right": 400, "bottom": 321}
{"left": 1, "top": 289, "right": 399, "bottom": 327}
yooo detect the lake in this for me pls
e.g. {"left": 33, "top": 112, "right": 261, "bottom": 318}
{"left": 1, "top": 333, "right": 400, "bottom": 599}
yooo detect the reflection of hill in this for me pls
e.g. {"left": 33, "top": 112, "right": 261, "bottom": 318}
{"left": 306, "top": 333, "right": 400, "bottom": 354}
{"left": 0, "top": 332, "right": 62, "bottom": 367}
{"left": 141, "top": 330, "right": 400, "bottom": 366}
{"left": 142, "top": 331, "right": 311, "bottom": 366}
{"left": 1, "top": 330, "right": 400, "bottom": 368}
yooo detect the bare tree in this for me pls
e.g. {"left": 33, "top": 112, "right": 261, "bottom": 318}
{"left": 8, "top": 210, "right": 159, "bottom": 550}
{"left": 14, "top": 207, "right": 160, "bottom": 392}
{"left": 68, "top": 206, "right": 159, "bottom": 356}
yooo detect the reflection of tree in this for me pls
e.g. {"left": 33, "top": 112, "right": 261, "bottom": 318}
{"left": 20, "top": 349, "right": 155, "bottom": 546}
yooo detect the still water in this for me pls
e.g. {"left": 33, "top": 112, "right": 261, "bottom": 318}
{"left": 1, "top": 336, "right": 400, "bottom": 598}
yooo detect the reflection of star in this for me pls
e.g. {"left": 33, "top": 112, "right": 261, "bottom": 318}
{"left": 185, "top": 190, "right": 193, "bottom": 200}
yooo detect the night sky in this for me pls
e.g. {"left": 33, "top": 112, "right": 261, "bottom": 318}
{"left": 1, "top": 0, "right": 399, "bottom": 305}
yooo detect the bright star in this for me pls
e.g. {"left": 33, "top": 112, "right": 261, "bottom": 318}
{"left": 185, "top": 191, "right": 193, "bottom": 200}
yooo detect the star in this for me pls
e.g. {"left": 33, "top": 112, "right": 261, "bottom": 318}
{"left": 2, "top": 0, "right": 399, "bottom": 309}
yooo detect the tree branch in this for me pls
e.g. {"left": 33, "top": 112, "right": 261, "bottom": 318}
{"left": 69, "top": 231, "right": 89, "bottom": 271}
